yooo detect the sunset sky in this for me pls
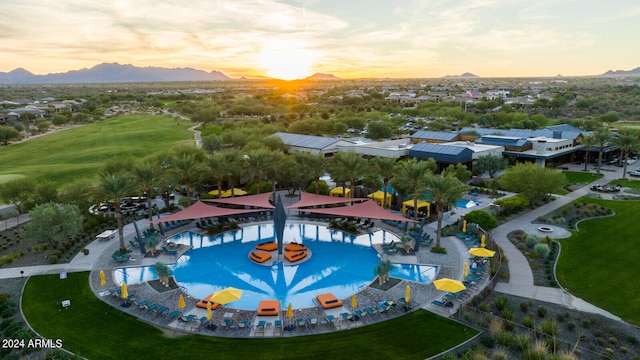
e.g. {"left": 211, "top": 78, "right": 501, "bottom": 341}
{"left": 2, "top": 0, "right": 639, "bottom": 80}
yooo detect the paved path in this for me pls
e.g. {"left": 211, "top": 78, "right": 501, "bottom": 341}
{"left": 492, "top": 162, "right": 624, "bottom": 320}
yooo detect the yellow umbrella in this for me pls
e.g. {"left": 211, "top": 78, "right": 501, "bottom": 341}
{"left": 463, "top": 262, "right": 468, "bottom": 278}
{"left": 351, "top": 294, "right": 357, "bottom": 308}
{"left": 286, "top": 303, "right": 294, "bottom": 318}
{"left": 178, "top": 294, "right": 186, "bottom": 309}
{"left": 469, "top": 247, "right": 495, "bottom": 258}
{"left": 121, "top": 282, "right": 128, "bottom": 300}
{"left": 481, "top": 234, "right": 486, "bottom": 248}
{"left": 209, "top": 287, "right": 243, "bottom": 305}
{"left": 405, "top": 284, "right": 411, "bottom": 303}
{"left": 433, "top": 278, "right": 467, "bottom": 293}
{"left": 208, "top": 189, "right": 223, "bottom": 196}
{"left": 206, "top": 301, "right": 212, "bottom": 321}
{"left": 100, "top": 270, "right": 106, "bottom": 287}
{"left": 462, "top": 220, "right": 467, "bottom": 233}
{"left": 221, "top": 188, "right": 247, "bottom": 198}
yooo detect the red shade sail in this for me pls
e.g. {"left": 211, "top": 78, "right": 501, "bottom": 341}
{"left": 205, "top": 192, "right": 275, "bottom": 209}
{"left": 286, "top": 192, "right": 367, "bottom": 209}
{"left": 298, "top": 199, "right": 416, "bottom": 223}
{"left": 149, "top": 201, "right": 262, "bottom": 223}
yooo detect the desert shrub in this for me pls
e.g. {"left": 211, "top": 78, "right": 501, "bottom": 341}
{"left": 48, "top": 255, "right": 58, "bottom": 264}
{"left": 501, "top": 308, "right": 514, "bottom": 321}
{"left": 596, "top": 337, "right": 606, "bottom": 346}
{"left": 519, "top": 301, "right": 530, "bottom": 312}
{"left": 495, "top": 331, "right": 514, "bottom": 347}
{"left": 494, "top": 297, "right": 508, "bottom": 312}
{"left": 626, "top": 335, "right": 638, "bottom": 344}
{"left": 479, "top": 335, "right": 495, "bottom": 348}
{"left": 534, "top": 243, "right": 550, "bottom": 258}
{"left": 620, "top": 346, "right": 629, "bottom": 354}
{"left": 538, "top": 318, "right": 560, "bottom": 338}
{"left": 515, "top": 334, "right": 531, "bottom": 351}
{"left": 525, "top": 234, "right": 540, "bottom": 248}
{"left": 478, "top": 302, "right": 489, "bottom": 312}
{"left": 464, "top": 210, "right": 498, "bottom": 230}
{"left": 522, "top": 316, "right": 535, "bottom": 329}
{"left": 602, "top": 348, "right": 614, "bottom": 358}
{"left": 581, "top": 319, "right": 591, "bottom": 328}
{"left": 491, "top": 348, "right": 509, "bottom": 360}
{"left": 488, "top": 318, "right": 504, "bottom": 337}
{"left": 494, "top": 194, "right": 529, "bottom": 214}
{"left": 566, "top": 321, "right": 576, "bottom": 331}
{"left": 608, "top": 337, "right": 618, "bottom": 345}
{"left": 536, "top": 306, "right": 547, "bottom": 318}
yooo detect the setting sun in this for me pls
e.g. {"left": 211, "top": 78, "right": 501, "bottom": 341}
{"left": 258, "top": 40, "right": 314, "bottom": 80}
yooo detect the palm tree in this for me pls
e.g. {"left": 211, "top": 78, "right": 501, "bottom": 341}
{"left": 370, "top": 157, "right": 397, "bottom": 208}
{"left": 223, "top": 150, "right": 246, "bottom": 197}
{"left": 263, "top": 151, "right": 287, "bottom": 197}
{"left": 593, "top": 127, "right": 612, "bottom": 174}
{"left": 131, "top": 164, "right": 163, "bottom": 231}
{"left": 171, "top": 153, "right": 201, "bottom": 205}
{"left": 98, "top": 173, "right": 137, "bottom": 253}
{"left": 611, "top": 129, "right": 640, "bottom": 179}
{"left": 202, "top": 152, "right": 229, "bottom": 198}
{"left": 580, "top": 134, "right": 597, "bottom": 171}
{"left": 425, "top": 173, "right": 469, "bottom": 250}
{"left": 390, "top": 158, "right": 433, "bottom": 221}
{"left": 327, "top": 152, "right": 368, "bottom": 197}
{"left": 244, "top": 149, "right": 270, "bottom": 194}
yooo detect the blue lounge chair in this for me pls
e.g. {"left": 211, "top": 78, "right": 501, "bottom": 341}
{"left": 154, "top": 306, "right": 169, "bottom": 315}
{"left": 146, "top": 303, "right": 159, "bottom": 311}
{"left": 112, "top": 254, "right": 129, "bottom": 262}
{"left": 162, "top": 246, "right": 177, "bottom": 256}
{"left": 365, "top": 307, "right": 378, "bottom": 316}
{"left": 166, "top": 310, "right": 181, "bottom": 319}
{"left": 135, "top": 299, "right": 149, "bottom": 309}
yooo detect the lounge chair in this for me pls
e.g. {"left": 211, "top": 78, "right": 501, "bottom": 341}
{"left": 284, "top": 242, "right": 307, "bottom": 251}
{"left": 249, "top": 251, "right": 272, "bottom": 263}
{"left": 237, "top": 319, "right": 250, "bottom": 330}
{"left": 340, "top": 312, "right": 353, "bottom": 321}
{"left": 135, "top": 299, "right": 149, "bottom": 309}
{"left": 254, "top": 320, "right": 266, "bottom": 336}
{"left": 219, "top": 319, "right": 232, "bottom": 330}
{"left": 146, "top": 303, "right": 159, "bottom": 312}
{"left": 307, "top": 317, "right": 318, "bottom": 327}
{"left": 256, "top": 241, "right": 278, "bottom": 251}
{"left": 154, "top": 305, "right": 169, "bottom": 315}
{"left": 112, "top": 253, "right": 129, "bottom": 262}
{"left": 381, "top": 240, "right": 396, "bottom": 249}
{"left": 326, "top": 315, "right": 339, "bottom": 327}
{"left": 162, "top": 246, "right": 177, "bottom": 256}
{"left": 365, "top": 307, "right": 378, "bottom": 316}
{"left": 166, "top": 310, "right": 181, "bottom": 319}
{"left": 178, "top": 314, "right": 197, "bottom": 328}
{"left": 273, "top": 320, "right": 282, "bottom": 336}
{"left": 283, "top": 250, "right": 307, "bottom": 262}
{"left": 296, "top": 318, "right": 306, "bottom": 329}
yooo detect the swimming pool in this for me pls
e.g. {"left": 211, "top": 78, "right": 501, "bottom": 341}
{"left": 456, "top": 199, "right": 481, "bottom": 208}
{"left": 114, "top": 223, "right": 437, "bottom": 309}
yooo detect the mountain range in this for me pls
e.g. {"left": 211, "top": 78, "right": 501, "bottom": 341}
{"left": 601, "top": 67, "right": 640, "bottom": 77}
{"left": 0, "top": 63, "right": 231, "bottom": 84}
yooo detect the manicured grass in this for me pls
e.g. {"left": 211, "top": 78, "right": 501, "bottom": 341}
{"left": 552, "top": 171, "right": 603, "bottom": 195}
{"left": 612, "top": 122, "right": 640, "bottom": 131}
{"left": 0, "top": 174, "right": 25, "bottom": 184}
{"left": 23, "top": 272, "right": 477, "bottom": 360}
{"left": 0, "top": 115, "right": 193, "bottom": 187}
{"left": 556, "top": 198, "right": 640, "bottom": 325}
{"left": 610, "top": 178, "right": 640, "bottom": 190}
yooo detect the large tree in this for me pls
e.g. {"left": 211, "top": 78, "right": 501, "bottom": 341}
{"left": 327, "top": 152, "right": 368, "bottom": 197}
{"left": 131, "top": 163, "right": 164, "bottom": 230}
{"left": 370, "top": 157, "right": 398, "bottom": 208}
{"left": 0, "top": 177, "right": 37, "bottom": 214}
{"left": 499, "top": 163, "right": 565, "bottom": 207}
{"left": 202, "top": 152, "right": 229, "bottom": 198}
{"left": 611, "top": 129, "right": 640, "bottom": 179}
{"left": 0, "top": 125, "right": 21, "bottom": 145}
{"left": 293, "top": 152, "right": 326, "bottom": 195}
{"left": 23, "top": 202, "right": 83, "bottom": 249}
{"left": 593, "top": 127, "right": 613, "bottom": 174}
{"left": 475, "top": 154, "right": 508, "bottom": 178}
{"left": 425, "top": 173, "right": 469, "bottom": 249}
{"left": 170, "top": 152, "right": 202, "bottom": 205}
{"left": 390, "top": 158, "right": 436, "bottom": 221}
{"left": 98, "top": 173, "right": 137, "bottom": 252}
{"left": 579, "top": 134, "right": 597, "bottom": 171}
{"left": 244, "top": 148, "right": 270, "bottom": 194}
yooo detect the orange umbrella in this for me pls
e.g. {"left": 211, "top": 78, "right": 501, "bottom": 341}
{"left": 100, "top": 270, "right": 106, "bottom": 287}
{"left": 178, "top": 294, "right": 186, "bottom": 309}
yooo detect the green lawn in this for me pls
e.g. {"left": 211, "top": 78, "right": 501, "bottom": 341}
{"left": 552, "top": 171, "right": 603, "bottom": 195}
{"left": 23, "top": 272, "right": 478, "bottom": 360}
{"left": 556, "top": 198, "right": 640, "bottom": 325}
{"left": 0, "top": 174, "right": 25, "bottom": 184}
{"left": 0, "top": 115, "right": 193, "bottom": 187}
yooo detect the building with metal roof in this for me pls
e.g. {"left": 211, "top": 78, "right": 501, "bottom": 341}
{"left": 410, "top": 130, "right": 460, "bottom": 143}
{"left": 273, "top": 132, "right": 353, "bottom": 156}
{"left": 409, "top": 143, "right": 474, "bottom": 166}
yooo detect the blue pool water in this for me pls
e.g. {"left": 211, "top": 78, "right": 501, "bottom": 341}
{"left": 456, "top": 199, "right": 481, "bottom": 208}
{"left": 114, "top": 223, "right": 437, "bottom": 309}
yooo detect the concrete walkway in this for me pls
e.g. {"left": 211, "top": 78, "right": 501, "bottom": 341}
{"left": 492, "top": 162, "right": 624, "bottom": 320}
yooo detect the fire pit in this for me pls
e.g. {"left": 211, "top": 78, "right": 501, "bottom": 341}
{"left": 537, "top": 226, "right": 553, "bottom": 233}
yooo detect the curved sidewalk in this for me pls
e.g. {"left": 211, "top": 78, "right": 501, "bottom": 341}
{"left": 492, "top": 163, "right": 622, "bottom": 320}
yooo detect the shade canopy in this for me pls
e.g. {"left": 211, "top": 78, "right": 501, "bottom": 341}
{"left": 286, "top": 192, "right": 366, "bottom": 209}
{"left": 205, "top": 192, "right": 275, "bottom": 209}
{"left": 298, "top": 200, "right": 417, "bottom": 223}
{"left": 221, "top": 188, "right": 247, "bottom": 198}
{"left": 368, "top": 190, "right": 392, "bottom": 207}
{"left": 150, "top": 201, "right": 263, "bottom": 224}
{"left": 401, "top": 199, "right": 431, "bottom": 217}
{"left": 469, "top": 247, "right": 496, "bottom": 258}
{"left": 433, "top": 278, "right": 466, "bottom": 293}
{"left": 329, "top": 186, "right": 351, "bottom": 197}
{"left": 209, "top": 287, "right": 243, "bottom": 305}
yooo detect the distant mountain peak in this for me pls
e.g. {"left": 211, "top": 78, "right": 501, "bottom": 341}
{"left": 601, "top": 67, "right": 640, "bottom": 77}
{"left": 306, "top": 73, "right": 340, "bottom": 80}
{"left": 443, "top": 72, "right": 479, "bottom": 78}
{"left": 0, "top": 63, "right": 231, "bottom": 84}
